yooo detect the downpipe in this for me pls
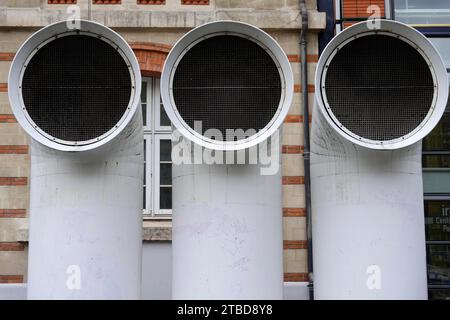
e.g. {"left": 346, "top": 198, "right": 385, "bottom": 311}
{"left": 299, "top": 0, "right": 314, "bottom": 301}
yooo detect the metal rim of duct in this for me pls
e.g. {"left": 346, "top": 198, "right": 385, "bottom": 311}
{"left": 160, "top": 20, "right": 294, "bottom": 151}
{"left": 315, "top": 19, "right": 449, "bottom": 150}
{"left": 8, "top": 20, "right": 142, "bottom": 152}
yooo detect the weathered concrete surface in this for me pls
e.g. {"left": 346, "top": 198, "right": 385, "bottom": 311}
{"left": 10, "top": 224, "right": 172, "bottom": 242}
{"left": 0, "top": 8, "right": 325, "bottom": 30}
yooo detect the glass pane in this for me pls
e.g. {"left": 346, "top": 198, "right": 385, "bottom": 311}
{"left": 428, "top": 289, "right": 450, "bottom": 300}
{"left": 160, "top": 187, "right": 172, "bottom": 209}
{"left": 425, "top": 201, "right": 450, "bottom": 241}
{"left": 142, "top": 103, "right": 147, "bottom": 126}
{"left": 144, "top": 138, "right": 147, "bottom": 161}
{"left": 394, "top": 0, "right": 450, "bottom": 24}
{"left": 429, "top": 39, "right": 450, "bottom": 70}
{"left": 141, "top": 81, "right": 147, "bottom": 102}
{"left": 160, "top": 103, "right": 171, "bottom": 127}
{"left": 143, "top": 139, "right": 147, "bottom": 185}
{"left": 160, "top": 163, "right": 172, "bottom": 186}
{"left": 423, "top": 111, "right": 450, "bottom": 151}
{"left": 160, "top": 140, "right": 172, "bottom": 162}
{"left": 427, "top": 244, "right": 450, "bottom": 285}
{"left": 423, "top": 155, "right": 450, "bottom": 168}
{"left": 143, "top": 186, "right": 146, "bottom": 210}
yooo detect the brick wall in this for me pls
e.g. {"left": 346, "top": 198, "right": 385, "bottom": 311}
{"left": 0, "top": 1, "right": 326, "bottom": 287}
{"left": 341, "top": 0, "right": 386, "bottom": 28}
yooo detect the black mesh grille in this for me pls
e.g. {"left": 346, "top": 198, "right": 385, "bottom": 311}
{"left": 22, "top": 35, "right": 132, "bottom": 142}
{"left": 324, "top": 34, "right": 434, "bottom": 141}
{"left": 172, "top": 35, "right": 282, "bottom": 142}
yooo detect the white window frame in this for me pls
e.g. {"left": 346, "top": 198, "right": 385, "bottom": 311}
{"left": 142, "top": 77, "right": 172, "bottom": 218}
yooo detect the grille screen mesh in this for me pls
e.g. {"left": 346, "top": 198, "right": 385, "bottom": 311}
{"left": 324, "top": 34, "right": 434, "bottom": 141}
{"left": 172, "top": 35, "right": 282, "bottom": 142}
{"left": 22, "top": 35, "right": 132, "bottom": 142}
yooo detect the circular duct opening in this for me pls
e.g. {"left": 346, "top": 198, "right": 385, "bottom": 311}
{"left": 322, "top": 33, "right": 435, "bottom": 143}
{"left": 315, "top": 20, "right": 450, "bottom": 150}
{"left": 161, "top": 21, "right": 293, "bottom": 151}
{"left": 20, "top": 34, "right": 132, "bottom": 144}
{"left": 172, "top": 35, "right": 282, "bottom": 142}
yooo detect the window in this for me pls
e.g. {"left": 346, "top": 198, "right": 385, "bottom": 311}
{"left": 420, "top": 37, "right": 450, "bottom": 299}
{"left": 424, "top": 200, "right": 450, "bottom": 298}
{"left": 423, "top": 38, "right": 450, "bottom": 170}
{"left": 142, "top": 78, "right": 172, "bottom": 217}
{"left": 391, "top": 6, "right": 450, "bottom": 298}
{"left": 392, "top": 0, "right": 450, "bottom": 24}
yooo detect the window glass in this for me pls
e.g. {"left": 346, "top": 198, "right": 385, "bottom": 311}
{"left": 160, "top": 97, "right": 171, "bottom": 127}
{"left": 425, "top": 201, "right": 450, "bottom": 241}
{"left": 142, "top": 78, "right": 172, "bottom": 216}
{"left": 160, "top": 187, "right": 172, "bottom": 210}
{"left": 143, "top": 139, "right": 147, "bottom": 210}
{"left": 423, "top": 112, "right": 450, "bottom": 152}
{"left": 141, "top": 81, "right": 147, "bottom": 126}
{"left": 159, "top": 138, "right": 172, "bottom": 211}
{"left": 393, "top": 0, "right": 450, "bottom": 24}
{"left": 425, "top": 200, "right": 450, "bottom": 293}
{"left": 423, "top": 154, "right": 450, "bottom": 168}
{"left": 422, "top": 38, "right": 450, "bottom": 168}
{"left": 428, "top": 289, "right": 450, "bottom": 300}
{"left": 429, "top": 39, "right": 450, "bottom": 69}
{"left": 160, "top": 139, "right": 171, "bottom": 162}
{"left": 427, "top": 244, "right": 450, "bottom": 285}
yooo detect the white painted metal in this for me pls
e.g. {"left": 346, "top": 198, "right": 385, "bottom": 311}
{"left": 315, "top": 20, "right": 448, "bottom": 150}
{"left": 161, "top": 20, "right": 293, "bottom": 151}
{"left": 311, "top": 110, "right": 428, "bottom": 299}
{"left": 163, "top": 21, "right": 290, "bottom": 299}
{"left": 311, "top": 20, "right": 448, "bottom": 299}
{"left": 8, "top": 20, "right": 143, "bottom": 299}
{"left": 171, "top": 152, "right": 284, "bottom": 299}
{"left": 9, "top": 20, "right": 141, "bottom": 152}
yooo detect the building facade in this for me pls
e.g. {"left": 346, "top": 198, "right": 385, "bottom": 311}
{"left": 0, "top": 0, "right": 324, "bottom": 299}
{"left": 0, "top": 0, "right": 448, "bottom": 300}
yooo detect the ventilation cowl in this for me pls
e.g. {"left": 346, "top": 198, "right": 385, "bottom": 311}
{"left": 315, "top": 19, "right": 448, "bottom": 150}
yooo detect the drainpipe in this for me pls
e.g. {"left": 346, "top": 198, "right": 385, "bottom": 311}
{"left": 299, "top": 0, "right": 314, "bottom": 300}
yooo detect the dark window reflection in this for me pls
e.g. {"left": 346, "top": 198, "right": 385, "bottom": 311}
{"left": 160, "top": 163, "right": 172, "bottom": 186}
{"left": 427, "top": 245, "right": 450, "bottom": 285}
{"left": 160, "top": 97, "right": 171, "bottom": 127}
{"left": 160, "top": 187, "right": 172, "bottom": 209}
{"left": 423, "top": 109, "right": 450, "bottom": 152}
{"left": 428, "top": 289, "right": 450, "bottom": 300}
{"left": 160, "top": 140, "right": 171, "bottom": 162}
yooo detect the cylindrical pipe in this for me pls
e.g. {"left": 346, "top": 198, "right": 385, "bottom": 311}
{"left": 311, "top": 110, "right": 428, "bottom": 299}
{"left": 311, "top": 20, "right": 448, "bottom": 299}
{"left": 8, "top": 20, "right": 143, "bottom": 299}
{"left": 171, "top": 149, "right": 283, "bottom": 299}
{"left": 161, "top": 21, "right": 293, "bottom": 299}
{"left": 27, "top": 113, "right": 143, "bottom": 299}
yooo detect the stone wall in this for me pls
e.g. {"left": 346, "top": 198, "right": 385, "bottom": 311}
{"left": 0, "top": 0, "right": 325, "bottom": 288}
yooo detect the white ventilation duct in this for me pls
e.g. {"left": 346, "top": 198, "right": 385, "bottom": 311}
{"left": 161, "top": 21, "right": 293, "bottom": 299}
{"left": 8, "top": 20, "right": 143, "bottom": 299}
{"left": 311, "top": 20, "right": 449, "bottom": 299}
